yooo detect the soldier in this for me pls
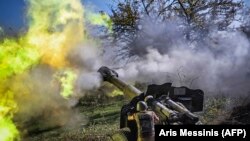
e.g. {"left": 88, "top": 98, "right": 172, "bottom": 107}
{"left": 128, "top": 101, "right": 159, "bottom": 141}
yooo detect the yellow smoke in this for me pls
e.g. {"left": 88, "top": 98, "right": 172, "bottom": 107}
{"left": 0, "top": 91, "right": 19, "bottom": 141}
{"left": 86, "top": 12, "right": 113, "bottom": 33}
{"left": 54, "top": 69, "right": 77, "bottom": 99}
{"left": 0, "top": 38, "right": 40, "bottom": 79}
{"left": 0, "top": 117, "right": 19, "bottom": 141}
{"left": 0, "top": 0, "right": 113, "bottom": 140}
{"left": 0, "top": 0, "right": 84, "bottom": 140}
{"left": 104, "top": 84, "right": 124, "bottom": 97}
{"left": 26, "top": 0, "right": 84, "bottom": 68}
{"left": 108, "top": 89, "right": 124, "bottom": 97}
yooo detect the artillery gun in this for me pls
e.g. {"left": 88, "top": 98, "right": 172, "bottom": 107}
{"left": 98, "top": 66, "right": 204, "bottom": 141}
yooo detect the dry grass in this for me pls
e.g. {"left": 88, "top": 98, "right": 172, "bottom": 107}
{"left": 25, "top": 101, "right": 124, "bottom": 141}
{"left": 25, "top": 95, "right": 243, "bottom": 140}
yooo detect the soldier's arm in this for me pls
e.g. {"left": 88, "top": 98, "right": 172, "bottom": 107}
{"left": 153, "top": 112, "right": 159, "bottom": 123}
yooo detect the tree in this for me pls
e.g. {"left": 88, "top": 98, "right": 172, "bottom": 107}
{"left": 110, "top": 0, "right": 243, "bottom": 58}
{"left": 241, "top": 7, "right": 250, "bottom": 39}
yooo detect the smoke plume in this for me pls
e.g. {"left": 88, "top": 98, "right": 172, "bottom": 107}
{"left": 0, "top": 0, "right": 108, "bottom": 140}
{"left": 116, "top": 19, "right": 250, "bottom": 97}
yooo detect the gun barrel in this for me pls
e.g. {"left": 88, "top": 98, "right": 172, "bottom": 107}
{"left": 98, "top": 66, "right": 199, "bottom": 124}
{"left": 109, "top": 77, "right": 142, "bottom": 99}
{"left": 98, "top": 66, "right": 141, "bottom": 100}
{"left": 166, "top": 99, "right": 199, "bottom": 123}
{"left": 145, "top": 95, "right": 178, "bottom": 122}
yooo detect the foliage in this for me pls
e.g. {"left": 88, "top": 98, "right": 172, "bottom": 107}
{"left": 200, "top": 95, "right": 233, "bottom": 124}
{"left": 110, "top": 0, "right": 244, "bottom": 58}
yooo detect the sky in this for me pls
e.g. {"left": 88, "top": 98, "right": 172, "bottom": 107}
{"left": 0, "top": 0, "right": 26, "bottom": 31}
{"left": 0, "top": 0, "right": 114, "bottom": 32}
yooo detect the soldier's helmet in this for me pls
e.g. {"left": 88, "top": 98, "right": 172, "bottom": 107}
{"left": 136, "top": 101, "right": 148, "bottom": 112}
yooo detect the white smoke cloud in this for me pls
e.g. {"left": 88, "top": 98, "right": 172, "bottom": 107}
{"left": 115, "top": 23, "right": 250, "bottom": 96}
{"left": 76, "top": 72, "right": 102, "bottom": 91}
{"left": 68, "top": 42, "right": 104, "bottom": 95}
{"left": 68, "top": 14, "right": 250, "bottom": 99}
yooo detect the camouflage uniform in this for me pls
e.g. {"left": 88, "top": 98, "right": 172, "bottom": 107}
{"left": 133, "top": 111, "right": 159, "bottom": 141}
